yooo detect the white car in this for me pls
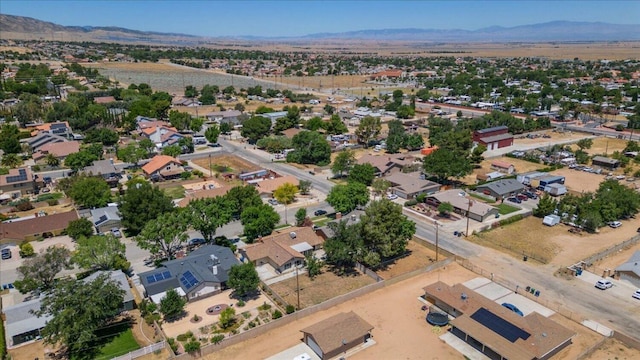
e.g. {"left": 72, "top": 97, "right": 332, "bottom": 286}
{"left": 386, "top": 194, "right": 398, "bottom": 200}
{"left": 609, "top": 221, "right": 622, "bottom": 228}
{"left": 633, "top": 290, "right": 640, "bottom": 300}
{"left": 595, "top": 279, "right": 613, "bottom": 290}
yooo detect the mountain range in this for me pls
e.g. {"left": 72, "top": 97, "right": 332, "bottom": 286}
{"left": 1, "top": 14, "right": 639, "bottom": 44}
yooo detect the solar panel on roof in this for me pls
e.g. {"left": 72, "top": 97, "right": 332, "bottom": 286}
{"left": 162, "top": 271, "right": 171, "bottom": 279}
{"left": 146, "top": 275, "right": 156, "bottom": 284}
{"left": 179, "top": 270, "right": 199, "bottom": 289}
{"left": 470, "top": 308, "right": 530, "bottom": 343}
{"left": 6, "top": 169, "right": 28, "bottom": 183}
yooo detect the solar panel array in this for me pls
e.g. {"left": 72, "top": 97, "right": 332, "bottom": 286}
{"left": 180, "top": 270, "right": 199, "bottom": 289}
{"left": 6, "top": 169, "right": 28, "bottom": 183}
{"left": 470, "top": 308, "right": 531, "bottom": 343}
{"left": 146, "top": 270, "right": 172, "bottom": 284}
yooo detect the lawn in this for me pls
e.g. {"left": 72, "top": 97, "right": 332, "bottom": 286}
{"left": 162, "top": 185, "right": 186, "bottom": 200}
{"left": 497, "top": 203, "right": 520, "bottom": 215}
{"left": 94, "top": 328, "right": 140, "bottom": 360}
{"left": 269, "top": 267, "right": 376, "bottom": 308}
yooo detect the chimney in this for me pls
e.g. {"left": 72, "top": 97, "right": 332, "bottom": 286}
{"left": 289, "top": 231, "right": 297, "bottom": 239}
{"left": 336, "top": 212, "right": 342, "bottom": 220}
{"left": 212, "top": 265, "right": 218, "bottom": 275}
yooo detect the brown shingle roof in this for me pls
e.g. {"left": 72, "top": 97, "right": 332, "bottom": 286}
{"left": 300, "top": 311, "right": 373, "bottom": 355}
{"left": 0, "top": 211, "right": 79, "bottom": 241}
{"left": 242, "top": 227, "right": 323, "bottom": 267}
{"left": 255, "top": 175, "right": 299, "bottom": 195}
{"left": 177, "top": 186, "right": 231, "bottom": 207}
{"left": 33, "top": 141, "right": 80, "bottom": 160}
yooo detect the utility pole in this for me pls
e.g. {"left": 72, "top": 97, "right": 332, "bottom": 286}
{"left": 296, "top": 265, "right": 300, "bottom": 309}
{"left": 465, "top": 198, "right": 473, "bottom": 238}
{"left": 208, "top": 154, "right": 212, "bottom": 177}
{"left": 434, "top": 220, "right": 440, "bottom": 261}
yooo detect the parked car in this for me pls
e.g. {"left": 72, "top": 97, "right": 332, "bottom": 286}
{"left": 523, "top": 191, "right": 538, "bottom": 199}
{"left": 609, "top": 221, "right": 622, "bottom": 228}
{"left": 111, "top": 228, "right": 122, "bottom": 238}
{"left": 314, "top": 209, "right": 328, "bottom": 216}
{"left": 595, "top": 279, "right": 613, "bottom": 290}
{"left": 506, "top": 197, "right": 522, "bottom": 204}
{"left": 1, "top": 248, "right": 11, "bottom": 260}
{"left": 516, "top": 194, "right": 528, "bottom": 201}
{"left": 208, "top": 143, "right": 222, "bottom": 148}
{"left": 387, "top": 194, "right": 398, "bottom": 200}
{"left": 268, "top": 199, "right": 279, "bottom": 206}
{"left": 501, "top": 303, "right": 524, "bottom": 316}
{"left": 633, "top": 289, "right": 640, "bottom": 300}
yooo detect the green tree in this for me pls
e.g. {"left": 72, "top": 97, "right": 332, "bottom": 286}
{"left": 533, "top": 194, "right": 558, "bottom": 218}
{"left": 218, "top": 307, "right": 236, "bottom": 329}
{"left": 576, "top": 138, "right": 594, "bottom": 150}
{"left": 162, "top": 144, "right": 182, "bottom": 157}
{"left": 273, "top": 182, "right": 298, "bottom": 224}
{"left": 422, "top": 148, "right": 472, "bottom": 183}
{"left": 45, "top": 153, "right": 60, "bottom": 167}
{"left": 355, "top": 116, "right": 381, "bottom": 147}
{"left": 205, "top": 124, "right": 221, "bottom": 144}
{"left": 178, "top": 136, "right": 194, "bottom": 154}
{"left": 348, "top": 163, "right": 376, "bottom": 186}
{"left": 84, "top": 128, "right": 119, "bottom": 146}
{"left": 326, "top": 181, "right": 369, "bottom": 214}
{"left": 305, "top": 116, "right": 324, "bottom": 131}
{"left": 73, "top": 234, "right": 130, "bottom": 271}
{"left": 298, "top": 180, "right": 312, "bottom": 195}
{"left": 241, "top": 204, "right": 280, "bottom": 242}
{"left": 65, "top": 218, "right": 94, "bottom": 240}
{"left": 67, "top": 176, "right": 111, "bottom": 208}
{"left": 470, "top": 145, "right": 487, "bottom": 165}
{"left": 64, "top": 150, "right": 98, "bottom": 172}
{"left": 1, "top": 153, "right": 23, "bottom": 168}
{"left": 225, "top": 185, "right": 263, "bottom": 219}
{"left": 396, "top": 104, "right": 415, "bottom": 119}
{"left": 119, "top": 180, "right": 174, "bottom": 236}
{"left": 116, "top": 143, "right": 146, "bottom": 165}
{"left": 186, "top": 197, "right": 233, "bottom": 242}
{"left": 160, "top": 288, "right": 187, "bottom": 320}
{"left": 359, "top": 199, "right": 416, "bottom": 268}
{"left": 184, "top": 341, "right": 201, "bottom": 354}
{"left": 139, "top": 138, "right": 156, "bottom": 157}
{"left": 19, "top": 242, "right": 35, "bottom": 257}
{"left": 220, "top": 122, "right": 233, "bottom": 134}
{"left": 324, "top": 114, "right": 348, "bottom": 135}
{"left": 136, "top": 210, "right": 189, "bottom": 260}
{"left": 35, "top": 275, "right": 125, "bottom": 360}
{"left": 295, "top": 208, "right": 307, "bottom": 226}
{"left": 241, "top": 116, "right": 272, "bottom": 144}
{"left": 386, "top": 120, "right": 406, "bottom": 153}
{"left": 0, "top": 124, "right": 22, "bottom": 154}
{"left": 305, "top": 254, "right": 323, "bottom": 279}
{"left": 227, "top": 262, "right": 260, "bottom": 297}
{"left": 438, "top": 202, "right": 454, "bottom": 217}
{"left": 14, "top": 246, "right": 73, "bottom": 294}
{"left": 287, "top": 131, "right": 331, "bottom": 166}
{"left": 332, "top": 150, "right": 355, "bottom": 178}
{"left": 371, "top": 178, "right": 391, "bottom": 198}
{"left": 13, "top": 93, "right": 43, "bottom": 125}
{"left": 323, "top": 220, "right": 364, "bottom": 272}
{"left": 404, "top": 133, "right": 424, "bottom": 150}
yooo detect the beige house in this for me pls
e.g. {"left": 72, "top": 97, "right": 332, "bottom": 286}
{"left": 0, "top": 167, "right": 36, "bottom": 198}
{"left": 141, "top": 155, "right": 183, "bottom": 180}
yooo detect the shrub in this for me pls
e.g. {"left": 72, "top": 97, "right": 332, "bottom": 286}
{"left": 47, "top": 199, "right": 58, "bottom": 206}
{"left": 176, "top": 332, "right": 190, "bottom": 342}
{"left": 180, "top": 171, "right": 192, "bottom": 180}
{"left": 285, "top": 305, "right": 296, "bottom": 314}
{"left": 19, "top": 242, "right": 35, "bottom": 257}
{"left": 15, "top": 200, "right": 34, "bottom": 212}
{"left": 236, "top": 299, "right": 245, "bottom": 307}
{"left": 211, "top": 334, "right": 225, "bottom": 344}
{"left": 167, "top": 338, "right": 178, "bottom": 354}
{"left": 498, "top": 214, "right": 524, "bottom": 226}
{"left": 183, "top": 340, "right": 201, "bottom": 353}
{"left": 272, "top": 310, "right": 283, "bottom": 319}
{"left": 404, "top": 199, "right": 418, "bottom": 207}
{"left": 192, "top": 314, "right": 201, "bottom": 322}
{"left": 258, "top": 302, "right": 271, "bottom": 311}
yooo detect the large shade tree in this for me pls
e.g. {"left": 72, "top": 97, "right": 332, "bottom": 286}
{"left": 14, "top": 246, "right": 73, "bottom": 294}
{"left": 119, "top": 179, "right": 174, "bottom": 236}
{"left": 136, "top": 210, "right": 189, "bottom": 260}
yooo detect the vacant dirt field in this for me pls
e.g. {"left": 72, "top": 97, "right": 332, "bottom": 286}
{"left": 571, "top": 136, "right": 629, "bottom": 156}
{"left": 191, "top": 154, "right": 260, "bottom": 174}
{"left": 583, "top": 337, "right": 640, "bottom": 360}
{"left": 376, "top": 240, "right": 442, "bottom": 280}
{"left": 276, "top": 74, "right": 369, "bottom": 90}
{"left": 269, "top": 267, "right": 376, "bottom": 309}
{"left": 469, "top": 216, "right": 640, "bottom": 267}
{"left": 550, "top": 168, "right": 605, "bottom": 193}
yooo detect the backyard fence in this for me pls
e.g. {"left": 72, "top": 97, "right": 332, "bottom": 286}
{"left": 112, "top": 341, "right": 166, "bottom": 360}
{"left": 581, "top": 234, "right": 640, "bottom": 275}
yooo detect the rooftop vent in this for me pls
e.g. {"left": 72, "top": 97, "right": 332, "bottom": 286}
{"left": 290, "top": 232, "right": 296, "bottom": 239}
{"left": 461, "top": 293, "right": 468, "bottom": 300}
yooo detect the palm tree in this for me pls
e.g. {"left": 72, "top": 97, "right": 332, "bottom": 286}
{"left": 45, "top": 153, "right": 60, "bottom": 167}
{"left": 1, "top": 154, "right": 23, "bottom": 168}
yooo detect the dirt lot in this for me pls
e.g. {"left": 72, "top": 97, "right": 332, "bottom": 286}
{"left": 376, "top": 240, "right": 442, "bottom": 280}
{"left": 469, "top": 216, "right": 640, "bottom": 266}
{"left": 203, "top": 262, "right": 596, "bottom": 360}
{"left": 276, "top": 74, "right": 369, "bottom": 90}
{"left": 549, "top": 313, "right": 605, "bottom": 360}
{"left": 269, "top": 267, "right": 376, "bottom": 309}
{"left": 572, "top": 136, "right": 629, "bottom": 156}
{"left": 550, "top": 168, "right": 606, "bottom": 193}
{"left": 191, "top": 154, "right": 260, "bottom": 174}
{"left": 583, "top": 337, "right": 640, "bottom": 360}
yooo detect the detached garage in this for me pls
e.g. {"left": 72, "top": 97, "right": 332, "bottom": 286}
{"left": 300, "top": 311, "right": 374, "bottom": 360}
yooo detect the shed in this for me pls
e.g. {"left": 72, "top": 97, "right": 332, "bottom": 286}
{"left": 300, "top": 311, "right": 374, "bottom": 360}
{"left": 543, "top": 215, "right": 561, "bottom": 226}
{"left": 614, "top": 251, "right": 640, "bottom": 287}
{"left": 591, "top": 156, "right": 620, "bottom": 170}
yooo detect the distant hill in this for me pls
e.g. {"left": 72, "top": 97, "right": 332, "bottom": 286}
{"left": 1, "top": 14, "right": 639, "bottom": 44}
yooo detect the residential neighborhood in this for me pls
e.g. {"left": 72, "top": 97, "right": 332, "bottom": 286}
{"left": 1, "top": 9, "right": 640, "bottom": 360}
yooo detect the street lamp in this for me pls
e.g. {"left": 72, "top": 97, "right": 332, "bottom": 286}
{"left": 465, "top": 197, "right": 473, "bottom": 238}
{"left": 433, "top": 220, "right": 442, "bottom": 261}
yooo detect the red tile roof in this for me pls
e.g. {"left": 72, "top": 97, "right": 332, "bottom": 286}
{"left": 141, "top": 155, "right": 181, "bottom": 176}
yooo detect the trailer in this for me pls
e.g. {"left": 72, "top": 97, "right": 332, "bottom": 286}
{"left": 543, "top": 214, "right": 561, "bottom": 226}
{"left": 544, "top": 183, "right": 567, "bottom": 196}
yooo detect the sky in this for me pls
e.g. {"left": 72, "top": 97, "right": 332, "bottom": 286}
{"left": 2, "top": 0, "right": 639, "bottom": 37}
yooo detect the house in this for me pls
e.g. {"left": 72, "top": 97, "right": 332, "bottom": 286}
{"left": 205, "top": 110, "right": 242, "bottom": 125}
{"left": 240, "top": 227, "right": 324, "bottom": 273}
{"left": 81, "top": 159, "right": 121, "bottom": 181}
{"left": 140, "top": 125, "right": 184, "bottom": 150}
{"left": 424, "top": 281, "right": 575, "bottom": 360}
{"left": 90, "top": 205, "right": 121, "bottom": 234}
{"left": 384, "top": 172, "right": 440, "bottom": 199}
{"left": 28, "top": 121, "right": 72, "bottom": 137}
{"left": 427, "top": 190, "right": 499, "bottom": 222}
{"left": 0, "top": 211, "right": 79, "bottom": 241}
{"left": 139, "top": 245, "right": 239, "bottom": 303}
{"left": 258, "top": 111, "right": 288, "bottom": 125}
{"left": 177, "top": 186, "right": 231, "bottom": 208}
{"left": 172, "top": 97, "right": 201, "bottom": 107}
{"left": 23, "top": 133, "right": 67, "bottom": 152}
{"left": 476, "top": 179, "right": 525, "bottom": 200}
{"left": 591, "top": 156, "right": 620, "bottom": 170}
{"left": 2, "top": 270, "right": 133, "bottom": 348}
{"left": 357, "top": 154, "right": 417, "bottom": 176}
{"left": 0, "top": 167, "right": 36, "bottom": 197}
{"left": 369, "top": 69, "right": 404, "bottom": 80}
{"left": 473, "top": 126, "right": 514, "bottom": 150}
{"left": 300, "top": 311, "right": 374, "bottom": 360}
{"left": 141, "top": 155, "right": 183, "bottom": 180}
{"left": 32, "top": 141, "right": 80, "bottom": 163}
{"left": 476, "top": 171, "right": 505, "bottom": 182}
{"left": 614, "top": 251, "right": 640, "bottom": 287}
{"left": 253, "top": 175, "right": 300, "bottom": 198}
{"left": 491, "top": 160, "right": 515, "bottom": 174}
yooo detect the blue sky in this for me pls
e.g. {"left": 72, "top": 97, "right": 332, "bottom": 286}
{"left": 2, "top": 1, "right": 638, "bottom": 37}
